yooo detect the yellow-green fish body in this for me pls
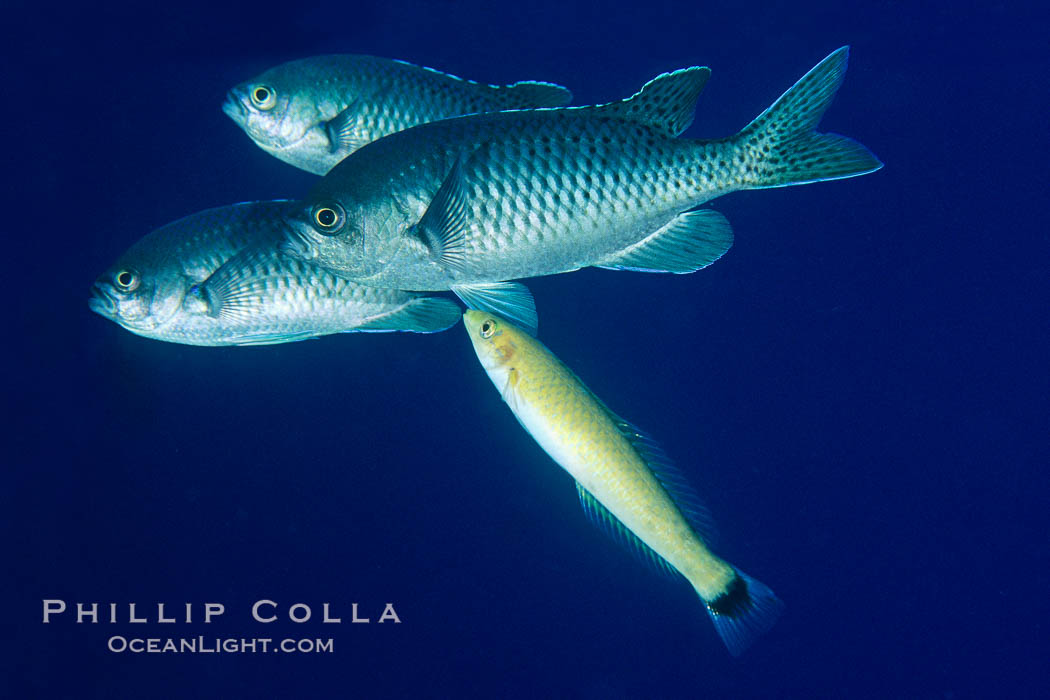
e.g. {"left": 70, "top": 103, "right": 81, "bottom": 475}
{"left": 464, "top": 310, "right": 782, "bottom": 655}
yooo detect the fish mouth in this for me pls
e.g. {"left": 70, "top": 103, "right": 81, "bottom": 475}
{"left": 222, "top": 91, "right": 247, "bottom": 123}
{"left": 462, "top": 310, "right": 485, "bottom": 333}
{"left": 88, "top": 283, "right": 117, "bottom": 318}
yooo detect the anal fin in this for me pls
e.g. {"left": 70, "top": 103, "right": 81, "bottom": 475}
{"left": 597, "top": 209, "right": 733, "bottom": 274}
{"left": 576, "top": 482, "right": 681, "bottom": 580}
{"left": 228, "top": 331, "right": 320, "bottom": 346}
{"left": 354, "top": 297, "right": 462, "bottom": 333}
{"left": 452, "top": 281, "right": 537, "bottom": 336}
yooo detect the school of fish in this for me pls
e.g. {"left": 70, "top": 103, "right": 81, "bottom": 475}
{"left": 91, "top": 49, "right": 882, "bottom": 655}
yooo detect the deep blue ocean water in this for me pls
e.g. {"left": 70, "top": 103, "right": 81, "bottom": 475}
{"left": 6, "top": 1, "right": 1048, "bottom": 697}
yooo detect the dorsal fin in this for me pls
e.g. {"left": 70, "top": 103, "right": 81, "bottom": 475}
{"left": 594, "top": 67, "right": 710, "bottom": 136}
{"left": 611, "top": 416, "right": 719, "bottom": 545}
{"left": 579, "top": 383, "right": 719, "bottom": 545}
{"left": 494, "top": 80, "right": 573, "bottom": 109}
{"left": 573, "top": 405, "right": 719, "bottom": 578}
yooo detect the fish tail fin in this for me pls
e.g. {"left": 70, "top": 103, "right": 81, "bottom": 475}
{"left": 702, "top": 568, "right": 784, "bottom": 656}
{"left": 733, "top": 46, "right": 882, "bottom": 189}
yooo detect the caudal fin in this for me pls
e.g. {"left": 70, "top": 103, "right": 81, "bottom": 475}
{"left": 703, "top": 569, "right": 784, "bottom": 656}
{"left": 736, "top": 46, "right": 882, "bottom": 189}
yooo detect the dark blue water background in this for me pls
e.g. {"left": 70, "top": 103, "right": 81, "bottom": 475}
{"left": 6, "top": 1, "right": 1047, "bottom": 697}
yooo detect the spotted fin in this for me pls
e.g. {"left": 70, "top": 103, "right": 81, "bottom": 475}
{"left": 576, "top": 482, "right": 681, "bottom": 580}
{"left": 737, "top": 46, "right": 883, "bottom": 188}
{"left": 198, "top": 248, "right": 273, "bottom": 323}
{"left": 494, "top": 80, "right": 573, "bottom": 108}
{"left": 452, "top": 282, "right": 537, "bottom": 336}
{"left": 326, "top": 102, "right": 369, "bottom": 154}
{"left": 413, "top": 154, "right": 472, "bottom": 272}
{"left": 595, "top": 67, "right": 710, "bottom": 136}
{"left": 354, "top": 297, "right": 463, "bottom": 333}
{"left": 596, "top": 209, "right": 733, "bottom": 274}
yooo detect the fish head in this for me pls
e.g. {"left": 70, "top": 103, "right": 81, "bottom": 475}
{"left": 90, "top": 202, "right": 300, "bottom": 344}
{"left": 224, "top": 63, "right": 331, "bottom": 158}
{"left": 90, "top": 255, "right": 188, "bottom": 339}
{"left": 88, "top": 211, "right": 235, "bottom": 341}
{"left": 282, "top": 194, "right": 397, "bottom": 281}
{"left": 463, "top": 310, "right": 523, "bottom": 375}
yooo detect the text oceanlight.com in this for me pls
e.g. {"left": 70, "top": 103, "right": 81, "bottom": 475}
{"left": 107, "top": 636, "right": 334, "bottom": 654}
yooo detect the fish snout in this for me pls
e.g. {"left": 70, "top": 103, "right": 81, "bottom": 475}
{"left": 222, "top": 90, "right": 248, "bottom": 123}
{"left": 88, "top": 282, "right": 118, "bottom": 318}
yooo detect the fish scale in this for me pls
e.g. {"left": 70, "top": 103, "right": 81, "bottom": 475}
{"left": 288, "top": 47, "right": 881, "bottom": 333}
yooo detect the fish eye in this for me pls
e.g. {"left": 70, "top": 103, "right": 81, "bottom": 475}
{"left": 114, "top": 270, "right": 139, "bottom": 292}
{"left": 311, "top": 202, "right": 346, "bottom": 235}
{"left": 250, "top": 84, "right": 277, "bottom": 110}
{"left": 480, "top": 319, "right": 497, "bottom": 338}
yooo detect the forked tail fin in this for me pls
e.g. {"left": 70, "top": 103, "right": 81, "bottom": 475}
{"left": 703, "top": 569, "right": 784, "bottom": 656}
{"left": 736, "top": 46, "right": 882, "bottom": 189}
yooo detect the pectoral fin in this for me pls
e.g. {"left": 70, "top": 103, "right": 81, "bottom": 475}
{"left": 452, "top": 281, "right": 537, "bottom": 336}
{"left": 199, "top": 248, "right": 273, "bottom": 322}
{"left": 596, "top": 209, "right": 733, "bottom": 274}
{"left": 413, "top": 154, "right": 473, "bottom": 272}
{"left": 325, "top": 102, "right": 369, "bottom": 154}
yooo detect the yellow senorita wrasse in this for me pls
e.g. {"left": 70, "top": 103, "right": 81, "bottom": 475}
{"left": 463, "top": 310, "right": 783, "bottom": 655}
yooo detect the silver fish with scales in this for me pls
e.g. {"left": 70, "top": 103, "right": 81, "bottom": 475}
{"left": 286, "top": 47, "right": 881, "bottom": 333}
{"left": 224, "top": 55, "right": 573, "bottom": 175}
{"left": 89, "top": 201, "right": 460, "bottom": 346}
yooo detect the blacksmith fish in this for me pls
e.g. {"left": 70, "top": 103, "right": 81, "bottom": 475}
{"left": 224, "top": 55, "right": 573, "bottom": 175}
{"left": 89, "top": 202, "right": 460, "bottom": 345}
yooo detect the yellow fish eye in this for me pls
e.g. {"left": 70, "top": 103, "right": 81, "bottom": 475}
{"left": 250, "top": 84, "right": 277, "bottom": 110}
{"left": 480, "top": 319, "right": 497, "bottom": 338}
{"left": 115, "top": 269, "right": 139, "bottom": 292}
{"left": 312, "top": 202, "right": 346, "bottom": 235}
